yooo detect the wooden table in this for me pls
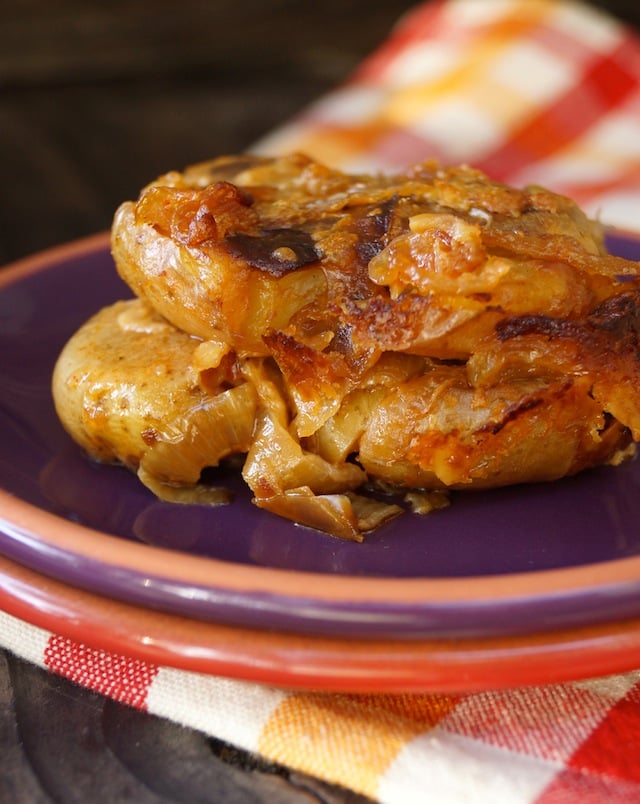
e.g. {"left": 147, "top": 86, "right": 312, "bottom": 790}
{"left": 1, "top": 2, "right": 639, "bottom": 801}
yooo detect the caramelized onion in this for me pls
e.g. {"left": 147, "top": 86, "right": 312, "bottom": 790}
{"left": 54, "top": 153, "right": 640, "bottom": 541}
{"left": 139, "top": 382, "right": 258, "bottom": 485}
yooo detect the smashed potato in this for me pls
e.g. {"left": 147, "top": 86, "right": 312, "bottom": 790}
{"left": 53, "top": 153, "right": 640, "bottom": 540}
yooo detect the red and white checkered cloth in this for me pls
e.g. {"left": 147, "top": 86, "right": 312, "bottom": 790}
{"left": 4, "top": 608, "right": 640, "bottom": 802}
{"left": 256, "top": 0, "right": 640, "bottom": 232}
{"left": 6, "top": 1, "right": 640, "bottom": 801}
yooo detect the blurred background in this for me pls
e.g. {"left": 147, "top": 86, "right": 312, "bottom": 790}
{"left": 2, "top": 3, "right": 640, "bottom": 800}
{"left": 1, "top": 0, "right": 640, "bottom": 265}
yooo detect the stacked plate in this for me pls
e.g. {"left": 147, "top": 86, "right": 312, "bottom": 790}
{"left": 3, "top": 233, "right": 640, "bottom": 693}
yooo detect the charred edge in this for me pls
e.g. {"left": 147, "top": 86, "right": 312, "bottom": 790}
{"left": 495, "top": 314, "right": 579, "bottom": 342}
{"left": 329, "top": 323, "right": 356, "bottom": 356}
{"left": 354, "top": 197, "right": 398, "bottom": 265}
{"left": 588, "top": 291, "right": 640, "bottom": 335}
{"left": 224, "top": 228, "right": 321, "bottom": 276}
{"left": 496, "top": 291, "right": 640, "bottom": 346}
{"left": 485, "top": 379, "right": 574, "bottom": 436}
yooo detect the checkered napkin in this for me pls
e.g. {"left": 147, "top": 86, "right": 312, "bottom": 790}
{"left": 6, "top": 0, "right": 640, "bottom": 802}
{"left": 256, "top": 0, "right": 640, "bottom": 231}
{"left": 4, "top": 608, "right": 640, "bottom": 802}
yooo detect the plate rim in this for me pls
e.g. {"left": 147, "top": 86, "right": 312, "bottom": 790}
{"left": 3, "top": 232, "right": 640, "bottom": 633}
{"left": 5, "top": 479, "right": 640, "bottom": 603}
{"left": 3, "top": 550, "right": 640, "bottom": 693}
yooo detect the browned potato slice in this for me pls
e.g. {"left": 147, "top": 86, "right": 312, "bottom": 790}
{"left": 358, "top": 366, "right": 632, "bottom": 490}
{"left": 112, "top": 201, "right": 327, "bottom": 357}
{"left": 53, "top": 153, "right": 640, "bottom": 539}
{"left": 52, "top": 299, "right": 257, "bottom": 503}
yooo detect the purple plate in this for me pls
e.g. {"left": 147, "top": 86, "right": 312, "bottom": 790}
{"left": 2, "top": 231, "right": 640, "bottom": 639}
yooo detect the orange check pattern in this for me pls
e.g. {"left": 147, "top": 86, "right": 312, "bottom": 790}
{"left": 4, "top": 609, "right": 640, "bottom": 803}
{"left": 255, "top": 0, "right": 640, "bottom": 231}
{"left": 5, "top": 1, "right": 640, "bottom": 801}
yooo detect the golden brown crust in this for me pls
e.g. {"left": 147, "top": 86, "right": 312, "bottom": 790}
{"left": 53, "top": 152, "right": 640, "bottom": 538}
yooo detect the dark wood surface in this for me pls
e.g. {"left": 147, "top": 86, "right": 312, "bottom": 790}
{"left": 0, "top": 0, "right": 421, "bottom": 266}
{"left": 0, "top": 652, "right": 371, "bottom": 804}
{"left": 2, "top": 2, "right": 640, "bottom": 801}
